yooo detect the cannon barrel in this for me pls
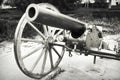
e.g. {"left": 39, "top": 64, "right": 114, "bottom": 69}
{"left": 26, "top": 3, "right": 87, "bottom": 38}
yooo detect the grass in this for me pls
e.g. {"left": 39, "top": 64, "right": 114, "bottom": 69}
{"left": 75, "top": 15, "right": 120, "bottom": 34}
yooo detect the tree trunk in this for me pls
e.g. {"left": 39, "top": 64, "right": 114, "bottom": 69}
{"left": 109, "top": 0, "right": 112, "bottom": 9}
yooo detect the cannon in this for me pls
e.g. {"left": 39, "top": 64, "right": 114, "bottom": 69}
{"left": 25, "top": 3, "right": 86, "bottom": 38}
{"left": 14, "top": 3, "right": 120, "bottom": 79}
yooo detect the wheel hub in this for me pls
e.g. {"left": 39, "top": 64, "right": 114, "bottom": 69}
{"left": 44, "top": 36, "right": 54, "bottom": 47}
{"left": 47, "top": 36, "right": 54, "bottom": 43}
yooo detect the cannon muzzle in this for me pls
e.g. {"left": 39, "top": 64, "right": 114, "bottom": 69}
{"left": 26, "top": 3, "right": 87, "bottom": 38}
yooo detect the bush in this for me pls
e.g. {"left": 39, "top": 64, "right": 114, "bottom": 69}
{"left": 0, "top": 20, "right": 17, "bottom": 42}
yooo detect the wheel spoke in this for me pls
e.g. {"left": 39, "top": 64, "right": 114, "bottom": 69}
{"left": 21, "top": 38, "right": 44, "bottom": 43}
{"left": 52, "top": 46, "right": 61, "bottom": 58}
{"left": 43, "top": 25, "right": 48, "bottom": 36}
{"left": 30, "top": 48, "right": 45, "bottom": 72}
{"left": 52, "top": 42, "right": 65, "bottom": 47}
{"left": 48, "top": 47, "right": 54, "bottom": 69}
{"left": 40, "top": 48, "right": 48, "bottom": 74}
{"left": 27, "top": 21, "right": 45, "bottom": 39}
{"left": 51, "top": 28, "right": 56, "bottom": 36}
{"left": 22, "top": 45, "right": 44, "bottom": 59}
{"left": 48, "top": 26, "right": 52, "bottom": 35}
{"left": 54, "top": 30, "right": 63, "bottom": 38}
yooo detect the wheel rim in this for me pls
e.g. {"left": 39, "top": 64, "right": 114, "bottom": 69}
{"left": 14, "top": 3, "right": 65, "bottom": 79}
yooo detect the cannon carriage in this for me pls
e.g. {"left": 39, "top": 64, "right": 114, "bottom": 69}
{"left": 14, "top": 3, "right": 120, "bottom": 79}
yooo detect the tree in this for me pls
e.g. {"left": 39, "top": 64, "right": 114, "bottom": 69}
{"left": 84, "top": 0, "right": 90, "bottom": 8}
{"left": 4, "top": 0, "right": 15, "bottom": 7}
{"left": 7, "top": 0, "right": 80, "bottom": 11}
{"left": 62, "top": 0, "right": 81, "bottom": 10}
{"left": 94, "top": 0, "right": 107, "bottom": 8}
{"left": 14, "top": 0, "right": 40, "bottom": 11}
{"left": 0, "top": 0, "right": 3, "bottom": 5}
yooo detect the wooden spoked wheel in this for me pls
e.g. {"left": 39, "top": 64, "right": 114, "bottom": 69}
{"left": 14, "top": 4, "right": 65, "bottom": 79}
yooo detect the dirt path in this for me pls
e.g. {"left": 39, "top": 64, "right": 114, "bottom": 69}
{"left": 59, "top": 52, "right": 120, "bottom": 80}
{"left": 0, "top": 39, "right": 120, "bottom": 80}
{"left": 0, "top": 41, "right": 32, "bottom": 80}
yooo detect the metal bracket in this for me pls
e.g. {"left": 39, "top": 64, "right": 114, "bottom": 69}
{"left": 93, "top": 56, "right": 97, "bottom": 64}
